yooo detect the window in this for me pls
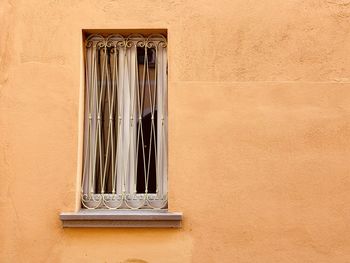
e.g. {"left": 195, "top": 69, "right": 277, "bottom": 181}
{"left": 81, "top": 33, "right": 168, "bottom": 210}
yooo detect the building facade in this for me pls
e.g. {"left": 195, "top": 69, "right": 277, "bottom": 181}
{"left": 1, "top": 0, "right": 350, "bottom": 262}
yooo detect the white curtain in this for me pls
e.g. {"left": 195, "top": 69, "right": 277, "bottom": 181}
{"left": 116, "top": 45, "right": 138, "bottom": 195}
{"left": 156, "top": 45, "right": 168, "bottom": 198}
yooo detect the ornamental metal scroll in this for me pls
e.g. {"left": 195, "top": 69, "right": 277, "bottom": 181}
{"left": 81, "top": 34, "right": 168, "bottom": 209}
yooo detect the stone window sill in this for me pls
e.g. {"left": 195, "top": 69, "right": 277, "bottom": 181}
{"left": 60, "top": 210, "right": 182, "bottom": 228}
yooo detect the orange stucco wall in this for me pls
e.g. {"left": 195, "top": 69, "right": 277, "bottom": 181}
{"left": 1, "top": 0, "right": 350, "bottom": 262}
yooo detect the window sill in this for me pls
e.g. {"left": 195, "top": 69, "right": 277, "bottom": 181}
{"left": 60, "top": 210, "right": 182, "bottom": 228}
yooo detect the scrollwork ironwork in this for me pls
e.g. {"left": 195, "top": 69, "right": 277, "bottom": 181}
{"left": 82, "top": 33, "right": 168, "bottom": 210}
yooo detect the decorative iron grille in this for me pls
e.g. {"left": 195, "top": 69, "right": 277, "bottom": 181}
{"left": 81, "top": 34, "right": 167, "bottom": 209}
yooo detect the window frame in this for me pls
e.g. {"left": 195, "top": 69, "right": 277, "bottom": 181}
{"left": 80, "top": 32, "right": 168, "bottom": 210}
{"left": 60, "top": 30, "right": 182, "bottom": 228}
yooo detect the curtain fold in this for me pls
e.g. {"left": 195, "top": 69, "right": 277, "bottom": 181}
{"left": 156, "top": 45, "right": 168, "bottom": 199}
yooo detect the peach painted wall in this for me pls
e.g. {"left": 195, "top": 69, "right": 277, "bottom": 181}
{"left": 1, "top": 0, "right": 350, "bottom": 262}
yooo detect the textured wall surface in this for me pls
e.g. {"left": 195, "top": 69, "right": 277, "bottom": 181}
{"left": 1, "top": 0, "right": 350, "bottom": 262}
